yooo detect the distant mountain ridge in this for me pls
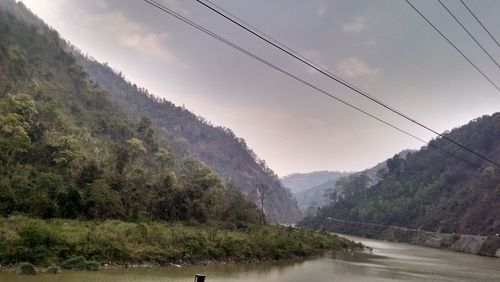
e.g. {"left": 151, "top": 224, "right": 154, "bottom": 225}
{"left": 301, "top": 153, "right": 410, "bottom": 213}
{"left": 281, "top": 171, "right": 351, "bottom": 213}
{"left": 282, "top": 152, "right": 412, "bottom": 214}
{"left": 281, "top": 150, "right": 411, "bottom": 215}
{"left": 281, "top": 171, "right": 350, "bottom": 194}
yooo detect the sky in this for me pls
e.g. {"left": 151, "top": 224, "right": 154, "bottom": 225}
{"left": 20, "top": 0, "right": 500, "bottom": 176}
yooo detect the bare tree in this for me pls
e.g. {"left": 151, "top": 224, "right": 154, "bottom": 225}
{"left": 257, "top": 184, "right": 268, "bottom": 225}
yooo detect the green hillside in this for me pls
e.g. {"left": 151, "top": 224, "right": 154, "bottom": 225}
{"left": 77, "top": 57, "right": 300, "bottom": 223}
{"left": 301, "top": 114, "right": 500, "bottom": 235}
{"left": 0, "top": 0, "right": 261, "bottom": 225}
{"left": 0, "top": 0, "right": 356, "bottom": 266}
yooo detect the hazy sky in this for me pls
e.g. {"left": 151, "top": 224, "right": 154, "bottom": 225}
{"left": 21, "top": 0, "right": 500, "bottom": 176}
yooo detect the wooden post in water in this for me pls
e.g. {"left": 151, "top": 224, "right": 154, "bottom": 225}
{"left": 194, "top": 274, "right": 206, "bottom": 282}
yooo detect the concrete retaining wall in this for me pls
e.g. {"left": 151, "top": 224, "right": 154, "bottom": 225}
{"left": 320, "top": 219, "right": 500, "bottom": 257}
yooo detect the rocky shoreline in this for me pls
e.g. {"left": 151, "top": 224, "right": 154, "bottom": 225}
{"left": 0, "top": 248, "right": 362, "bottom": 275}
{"left": 317, "top": 219, "right": 500, "bottom": 258}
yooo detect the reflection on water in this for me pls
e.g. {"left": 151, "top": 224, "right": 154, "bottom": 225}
{"left": 2, "top": 235, "right": 499, "bottom": 282}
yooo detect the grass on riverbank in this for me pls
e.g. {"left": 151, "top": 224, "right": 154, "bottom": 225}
{"left": 0, "top": 216, "right": 359, "bottom": 267}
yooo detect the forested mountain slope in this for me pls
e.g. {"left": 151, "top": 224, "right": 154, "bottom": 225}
{"left": 77, "top": 56, "right": 300, "bottom": 223}
{"left": 301, "top": 115, "right": 500, "bottom": 235}
{"left": 0, "top": 0, "right": 300, "bottom": 223}
{"left": 0, "top": 0, "right": 359, "bottom": 268}
{"left": 0, "top": 0, "right": 260, "bottom": 224}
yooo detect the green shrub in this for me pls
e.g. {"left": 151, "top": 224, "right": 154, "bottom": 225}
{"left": 61, "top": 256, "right": 99, "bottom": 271}
{"left": 17, "top": 262, "right": 36, "bottom": 275}
{"left": 61, "top": 256, "right": 85, "bottom": 270}
{"left": 0, "top": 217, "right": 358, "bottom": 266}
{"left": 84, "top": 260, "right": 100, "bottom": 271}
{"left": 222, "top": 238, "right": 244, "bottom": 257}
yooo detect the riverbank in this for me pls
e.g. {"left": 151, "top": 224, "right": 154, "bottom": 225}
{"left": 313, "top": 218, "right": 500, "bottom": 258}
{"left": 2, "top": 236, "right": 500, "bottom": 282}
{"left": 0, "top": 216, "right": 361, "bottom": 270}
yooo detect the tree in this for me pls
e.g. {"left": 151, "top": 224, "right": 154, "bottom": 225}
{"left": 386, "top": 155, "right": 406, "bottom": 176}
{"left": 150, "top": 172, "right": 176, "bottom": 220}
{"left": 0, "top": 182, "right": 15, "bottom": 216}
{"left": 0, "top": 94, "right": 36, "bottom": 162}
{"left": 154, "top": 148, "right": 174, "bottom": 170}
{"left": 257, "top": 185, "right": 268, "bottom": 225}
{"left": 136, "top": 117, "right": 157, "bottom": 152}
{"left": 127, "top": 138, "right": 147, "bottom": 161}
{"left": 57, "top": 187, "right": 83, "bottom": 218}
{"left": 0, "top": 113, "right": 31, "bottom": 161}
{"left": 338, "top": 174, "right": 370, "bottom": 199}
{"left": 77, "top": 161, "right": 102, "bottom": 188}
{"left": 3, "top": 94, "right": 37, "bottom": 121}
{"left": 85, "top": 179, "right": 124, "bottom": 219}
{"left": 52, "top": 136, "right": 83, "bottom": 168}
{"left": 115, "top": 146, "right": 130, "bottom": 174}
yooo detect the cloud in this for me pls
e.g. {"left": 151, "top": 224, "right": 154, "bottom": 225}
{"left": 119, "top": 32, "right": 173, "bottom": 61}
{"left": 341, "top": 17, "right": 368, "bottom": 33}
{"left": 336, "top": 57, "right": 380, "bottom": 79}
{"left": 81, "top": 11, "right": 176, "bottom": 62}
{"left": 314, "top": 2, "right": 328, "bottom": 18}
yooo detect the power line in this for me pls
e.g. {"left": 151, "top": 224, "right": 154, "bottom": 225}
{"left": 195, "top": 0, "right": 500, "bottom": 168}
{"left": 142, "top": 0, "right": 481, "bottom": 168}
{"left": 459, "top": 0, "right": 500, "bottom": 49}
{"left": 201, "top": 0, "right": 399, "bottom": 115}
{"left": 197, "top": 0, "right": 407, "bottom": 119}
{"left": 438, "top": 0, "right": 500, "bottom": 69}
{"left": 404, "top": 0, "right": 500, "bottom": 93}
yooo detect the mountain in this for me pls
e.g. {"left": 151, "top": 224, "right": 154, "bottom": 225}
{"left": 282, "top": 153, "right": 412, "bottom": 213}
{"left": 301, "top": 115, "right": 500, "bottom": 235}
{"left": 281, "top": 171, "right": 350, "bottom": 194}
{"left": 299, "top": 152, "right": 413, "bottom": 214}
{"left": 0, "top": 0, "right": 261, "bottom": 224}
{"left": 282, "top": 171, "right": 351, "bottom": 213}
{"left": 294, "top": 183, "right": 337, "bottom": 214}
{"left": 75, "top": 56, "right": 300, "bottom": 224}
{"left": 291, "top": 154, "right": 403, "bottom": 214}
{"left": 0, "top": 0, "right": 300, "bottom": 224}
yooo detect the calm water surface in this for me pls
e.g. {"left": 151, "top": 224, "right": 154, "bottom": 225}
{"left": 2, "top": 235, "right": 499, "bottom": 281}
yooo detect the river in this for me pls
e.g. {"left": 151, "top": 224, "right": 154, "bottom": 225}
{"left": 2, "top": 235, "right": 499, "bottom": 281}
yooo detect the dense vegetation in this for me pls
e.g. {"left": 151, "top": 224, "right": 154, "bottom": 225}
{"left": 0, "top": 0, "right": 260, "bottom": 224}
{"left": 0, "top": 216, "right": 358, "bottom": 266}
{"left": 77, "top": 53, "right": 300, "bottom": 223}
{"left": 0, "top": 0, "right": 351, "bottom": 268}
{"left": 301, "top": 114, "right": 500, "bottom": 235}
